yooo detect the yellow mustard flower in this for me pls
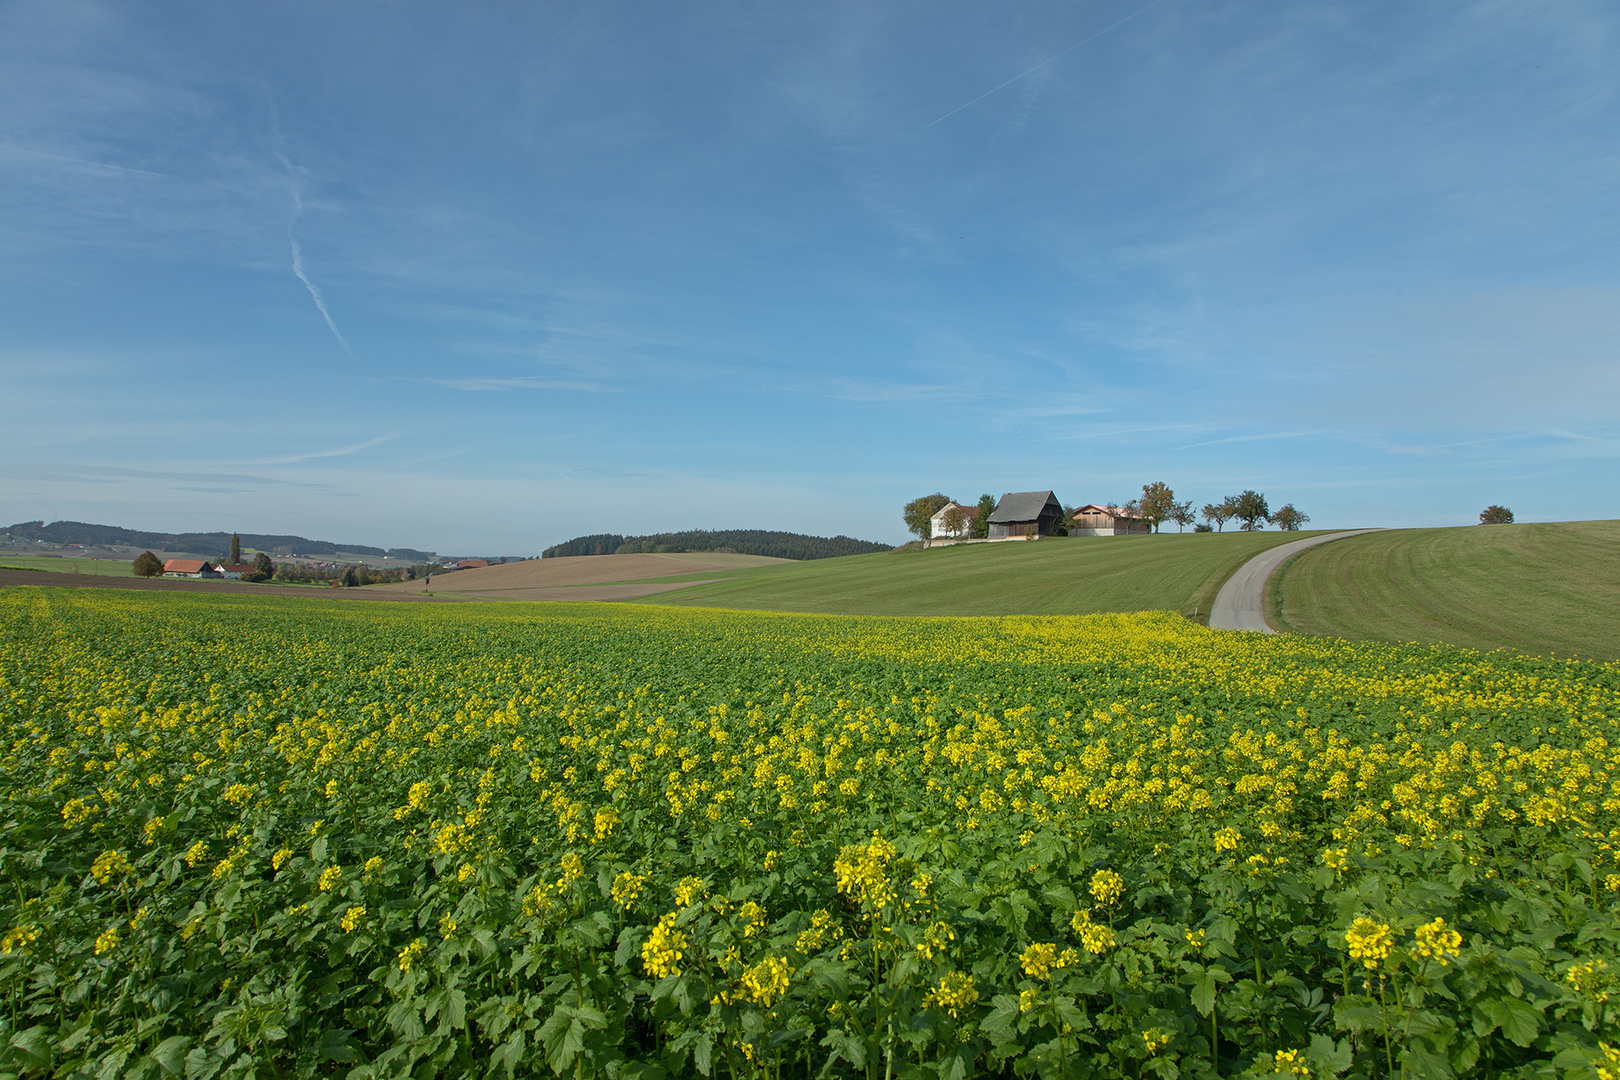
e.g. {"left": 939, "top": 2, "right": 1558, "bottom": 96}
{"left": 739, "top": 955, "right": 791, "bottom": 1007}
{"left": 1412, "top": 917, "right": 1462, "bottom": 966}
{"left": 642, "top": 912, "right": 688, "bottom": 979}
{"left": 1090, "top": 869, "right": 1124, "bottom": 906}
{"left": 90, "top": 849, "right": 133, "bottom": 885}
{"left": 397, "top": 939, "right": 425, "bottom": 972}
{"left": 926, "top": 970, "right": 979, "bottom": 1019}
{"left": 1345, "top": 917, "right": 1393, "bottom": 970}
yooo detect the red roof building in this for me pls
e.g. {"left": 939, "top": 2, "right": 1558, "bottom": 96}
{"left": 162, "top": 559, "right": 221, "bottom": 578}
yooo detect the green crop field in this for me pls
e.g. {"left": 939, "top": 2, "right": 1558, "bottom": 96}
{"left": 4, "top": 587, "right": 1620, "bottom": 1079}
{"left": 0, "top": 556, "right": 137, "bottom": 577}
{"left": 637, "top": 531, "right": 1322, "bottom": 618}
{"left": 1267, "top": 520, "right": 1620, "bottom": 660}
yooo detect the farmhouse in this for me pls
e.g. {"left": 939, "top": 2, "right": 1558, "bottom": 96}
{"left": 162, "top": 559, "right": 221, "bottom": 579}
{"left": 988, "top": 490, "right": 1064, "bottom": 539}
{"left": 1067, "top": 504, "right": 1152, "bottom": 536}
{"left": 928, "top": 502, "right": 980, "bottom": 540}
{"left": 216, "top": 563, "right": 256, "bottom": 580}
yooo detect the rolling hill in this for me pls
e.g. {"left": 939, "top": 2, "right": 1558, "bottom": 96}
{"left": 1266, "top": 519, "right": 1620, "bottom": 660}
{"left": 3, "top": 520, "right": 435, "bottom": 561}
{"left": 542, "top": 529, "right": 891, "bottom": 560}
{"left": 632, "top": 531, "right": 1322, "bottom": 617}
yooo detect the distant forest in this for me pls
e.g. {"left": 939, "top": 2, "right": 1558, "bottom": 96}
{"left": 3, "top": 520, "right": 435, "bottom": 562}
{"left": 542, "top": 529, "right": 893, "bottom": 561}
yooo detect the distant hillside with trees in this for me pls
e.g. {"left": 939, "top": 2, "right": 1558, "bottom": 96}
{"left": 4, "top": 520, "right": 435, "bottom": 562}
{"left": 542, "top": 529, "right": 893, "bottom": 561}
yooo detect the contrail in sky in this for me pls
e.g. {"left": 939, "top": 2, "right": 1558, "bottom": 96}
{"left": 924, "top": 0, "right": 1170, "bottom": 129}
{"left": 289, "top": 236, "right": 352, "bottom": 356}
{"left": 270, "top": 122, "right": 353, "bottom": 357}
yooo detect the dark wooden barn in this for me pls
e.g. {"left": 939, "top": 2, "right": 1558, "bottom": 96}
{"left": 987, "top": 490, "right": 1064, "bottom": 539}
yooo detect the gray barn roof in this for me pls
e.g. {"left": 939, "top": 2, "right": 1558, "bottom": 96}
{"left": 988, "top": 490, "right": 1061, "bottom": 523}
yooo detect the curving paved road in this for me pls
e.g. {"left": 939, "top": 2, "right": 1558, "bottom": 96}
{"left": 1208, "top": 530, "right": 1381, "bottom": 633}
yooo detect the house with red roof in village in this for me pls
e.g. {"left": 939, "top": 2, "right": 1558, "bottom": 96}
{"left": 162, "top": 559, "right": 222, "bottom": 579}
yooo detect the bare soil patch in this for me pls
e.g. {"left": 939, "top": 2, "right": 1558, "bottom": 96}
{"left": 443, "top": 581, "right": 731, "bottom": 602}
{"left": 370, "top": 553, "right": 786, "bottom": 594}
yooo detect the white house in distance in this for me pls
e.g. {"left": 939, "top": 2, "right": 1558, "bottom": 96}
{"left": 1067, "top": 504, "right": 1152, "bottom": 536}
{"left": 928, "top": 502, "right": 980, "bottom": 540}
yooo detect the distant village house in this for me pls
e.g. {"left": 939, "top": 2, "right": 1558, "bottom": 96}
{"left": 162, "top": 559, "right": 221, "bottom": 579}
{"left": 988, "top": 490, "right": 1064, "bottom": 539}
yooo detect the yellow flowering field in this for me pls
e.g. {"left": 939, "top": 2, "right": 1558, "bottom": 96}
{"left": 3, "top": 589, "right": 1620, "bottom": 1080}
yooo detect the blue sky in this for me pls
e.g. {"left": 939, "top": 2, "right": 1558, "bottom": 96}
{"left": 2, "top": 0, "right": 1617, "bottom": 553}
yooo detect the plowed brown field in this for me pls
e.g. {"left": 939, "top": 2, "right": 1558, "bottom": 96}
{"left": 369, "top": 552, "right": 790, "bottom": 601}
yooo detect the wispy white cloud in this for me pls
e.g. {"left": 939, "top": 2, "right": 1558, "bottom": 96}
{"left": 1175, "top": 431, "right": 1318, "bottom": 452}
{"left": 0, "top": 143, "right": 168, "bottom": 179}
{"left": 996, "top": 397, "right": 1110, "bottom": 422}
{"left": 0, "top": 463, "right": 337, "bottom": 492}
{"left": 825, "top": 379, "right": 972, "bottom": 402}
{"left": 1051, "top": 422, "right": 1201, "bottom": 442}
{"left": 1517, "top": 428, "right": 1620, "bottom": 459}
{"left": 430, "top": 377, "right": 606, "bottom": 392}
{"left": 244, "top": 433, "right": 400, "bottom": 465}
{"left": 923, "top": 0, "right": 1174, "bottom": 128}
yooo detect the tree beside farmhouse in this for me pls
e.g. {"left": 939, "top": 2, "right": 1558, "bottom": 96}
{"left": 903, "top": 493, "right": 953, "bottom": 544}
{"left": 971, "top": 494, "right": 995, "bottom": 539}
{"left": 1137, "top": 482, "right": 1177, "bottom": 532}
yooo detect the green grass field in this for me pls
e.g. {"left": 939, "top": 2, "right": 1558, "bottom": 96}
{"left": 1267, "top": 519, "right": 1620, "bottom": 660}
{"left": 0, "top": 555, "right": 137, "bottom": 577}
{"left": 636, "top": 530, "right": 1322, "bottom": 617}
